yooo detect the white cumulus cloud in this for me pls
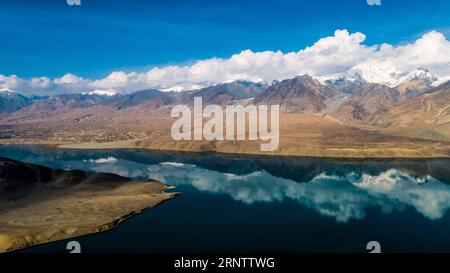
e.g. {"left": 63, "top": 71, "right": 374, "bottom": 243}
{"left": 1, "top": 29, "right": 449, "bottom": 95}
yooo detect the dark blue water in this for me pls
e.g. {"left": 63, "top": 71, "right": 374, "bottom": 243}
{"left": 1, "top": 145, "right": 450, "bottom": 253}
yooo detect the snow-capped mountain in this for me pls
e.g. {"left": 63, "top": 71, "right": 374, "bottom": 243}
{"left": 318, "top": 67, "right": 440, "bottom": 89}
{"left": 82, "top": 89, "right": 118, "bottom": 96}
{"left": 391, "top": 68, "right": 438, "bottom": 98}
{"left": 321, "top": 71, "right": 368, "bottom": 94}
{"left": 0, "top": 89, "right": 35, "bottom": 114}
{"left": 161, "top": 80, "right": 268, "bottom": 92}
{"left": 161, "top": 84, "right": 206, "bottom": 92}
{"left": 403, "top": 67, "right": 439, "bottom": 84}
{"left": 348, "top": 63, "right": 440, "bottom": 87}
{"left": 324, "top": 71, "right": 367, "bottom": 85}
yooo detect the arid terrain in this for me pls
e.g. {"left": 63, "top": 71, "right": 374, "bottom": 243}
{"left": 1, "top": 72, "right": 450, "bottom": 158}
{"left": 0, "top": 158, "right": 177, "bottom": 252}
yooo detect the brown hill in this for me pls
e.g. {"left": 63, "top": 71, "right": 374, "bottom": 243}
{"left": 331, "top": 83, "right": 401, "bottom": 125}
{"left": 254, "top": 75, "right": 339, "bottom": 113}
{"left": 395, "top": 79, "right": 432, "bottom": 98}
{"left": 369, "top": 81, "right": 450, "bottom": 141}
{"left": 182, "top": 80, "right": 266, "bottom": 105}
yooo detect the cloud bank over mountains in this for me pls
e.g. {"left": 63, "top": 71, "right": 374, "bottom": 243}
{"left": 1, "top": 29, "right": 450, "bottom": 96}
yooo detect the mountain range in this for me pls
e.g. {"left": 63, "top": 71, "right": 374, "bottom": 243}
{"left": 1, "top": 69, "right": 450, "bottom": 157}
{"left": 0, "top": 89, "right": 37, "bottom": 114}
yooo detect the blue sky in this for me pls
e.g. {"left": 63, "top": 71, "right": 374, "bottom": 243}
{"left": 1, "top": 0, "right": 449, "bottom": 79}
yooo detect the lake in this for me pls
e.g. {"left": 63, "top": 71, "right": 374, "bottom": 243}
{"left": 1, "top": 145, "right": 450, "bottom": 252}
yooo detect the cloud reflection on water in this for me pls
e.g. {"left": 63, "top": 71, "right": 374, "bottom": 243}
{"left": 79, "top": 159, "right": 450, "bottom": 223}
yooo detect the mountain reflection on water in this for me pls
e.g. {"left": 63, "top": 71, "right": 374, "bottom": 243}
{"left": 1, "top": 145, "right": 450, "bottom": 223}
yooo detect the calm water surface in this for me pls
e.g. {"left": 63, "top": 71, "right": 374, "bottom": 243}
{"left": 1, "top": 145, "right": 450, "bottom": 253}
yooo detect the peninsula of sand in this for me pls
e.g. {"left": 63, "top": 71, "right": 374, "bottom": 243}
{"left": 0, "top": 157, "right": 177, "bottom": 253}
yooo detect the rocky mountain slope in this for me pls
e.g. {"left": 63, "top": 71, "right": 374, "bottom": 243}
{"left": 331, "top": 83, "right": 401, "bottom": 125}
{"left": 369, "top": 81, "right": 450, "bottom": 141}
{"left": 0, "top": 90, "right": 36, "bottom": 114}
{"left": 254, "top": 75, "right": 338, "bottom": 113}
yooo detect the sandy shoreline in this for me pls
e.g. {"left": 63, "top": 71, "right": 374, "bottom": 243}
{"left": 0, "top": 158, "right": 179, "bottom": 253}
{"left": 0, "top": 182, "right": 178, "bottom": 253}
{"left": 56, "top": 140, "right": 450, "bottom": 159}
